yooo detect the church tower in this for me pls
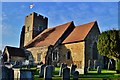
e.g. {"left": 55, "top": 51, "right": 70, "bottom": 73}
{"left": 20, "top": 12, "right": 48, "bottom": 48}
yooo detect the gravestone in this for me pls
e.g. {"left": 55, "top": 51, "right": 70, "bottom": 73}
{"left": 73, "top": 71, "right": 79, "bottom": 80}
{"left": 87, "top": 67, "right": 90, "bottom": 72}
{"left": 84, "top": 67, "right": 88, "bottom": 74}
{"left": 71, "top": 64, "right": 77, "bottom": 75}
{"left": 62, "top": 67, "right": 70, "bottom": 80}
{"left": 51, "top": 65, "right": 55, "bottom": 76}
{"left": 44, "top": 65, "right": 53, "bottom": 80}
{"left": 88, "top": 60, "right": 91, "bottom": 68}
{"left": 1, "top": 66, "right": 14, "bottom": 80}
{"left": 94, "top": 60, "right": 96, "bottom": 69}
{"left": 13, "top": 68, "right": 20, "bottom": 80}
{"left": 59, "top": 63, "right": 67, "bottom": 76}
{"left": 39, "top": 64, "right": 46, "bottom": 78}
{"left": 97, "top": 66, "right": 101, "bottom": 73}
{"left": 20, "top": 69, "right": 33, "bottom": 80}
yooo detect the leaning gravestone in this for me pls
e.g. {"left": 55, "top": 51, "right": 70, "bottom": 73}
{"left": 44, "top": 65, "right": 53, "bottom": 80}
{"left": 39, "top": 64, "right": 46, "bottom": 78}
{"left": 71, "top": 64, "right": 77, "bottom": 75}
{"left": 59, "top": 63, "right": 67, "bottom": 76}
{"left": 73, "top": 71, "right": 79, "bottom": 80}
{"left": 62, "top": 67, "right": 70, "bottom": 80}
{"left": 94, "top": 60, "right": 96, "bottom": 69}
{"left": 1, "top": 66, "right": 14, "bottom": 80}
{"left": 97, "top": 66, "right": 101, "bottom": 73}
{"left": 88, "top": 60, "right": 91, "bottom": 68}
{"left": 51, "top": 65, "right": 55, "bottom": 76}
{"left": 20, "top": 69, "right": 33, "bottom": 80}
{"left": 87, "top": 67, "right": 90, "bottom": 72}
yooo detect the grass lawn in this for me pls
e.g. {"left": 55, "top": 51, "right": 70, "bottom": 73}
{"left": 33, "top": 67, "right": 120, "bottom": 80}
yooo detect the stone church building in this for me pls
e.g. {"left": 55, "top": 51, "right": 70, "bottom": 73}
{"left": 3, "top": 12, "right": 103, "bottom": 74}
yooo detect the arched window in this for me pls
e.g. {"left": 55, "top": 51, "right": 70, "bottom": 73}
{"left": 53, "top": 52, "right": 58, "bottom": 61}
{"left": 93, "top": 42, "right": 98, "bottom": 60}
{"left": 66, "top": 51, "right": 71, "bottom": 60}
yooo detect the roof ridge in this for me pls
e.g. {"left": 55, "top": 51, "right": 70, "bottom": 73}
{"left": 76, "top": 21, "right": 96, "bottom": 27}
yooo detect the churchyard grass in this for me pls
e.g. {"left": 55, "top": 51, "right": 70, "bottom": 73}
{"left": 33, "top": 67, "right": 120, "bottom": 79}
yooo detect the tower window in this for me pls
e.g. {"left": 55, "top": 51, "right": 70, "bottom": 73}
{"left": 27, "top": 26, "right": 30, "bottom": 31}
{"left": 66, "top": 51, "right": 71, "bottom": 60}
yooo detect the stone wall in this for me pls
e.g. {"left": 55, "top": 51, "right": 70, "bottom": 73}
{"left": 27, "top": 46, "right": 48, "bottom": 64}
{"left": 84, "top": 23, "right": 103, "bottom": 68}
{"left": 59, "top": 42, "right": 85, "bottom": 69}
{"left": 10, "top": 57, "right": 25, "bottom": 62}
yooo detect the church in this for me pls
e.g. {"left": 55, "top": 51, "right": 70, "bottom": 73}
{"left": 2, "top": 12, "right": 103, "bottom": 74}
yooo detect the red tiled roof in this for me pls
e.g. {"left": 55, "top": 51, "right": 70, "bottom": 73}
{"left": 62, "top": 21, "right": 97, "bottom": 44}
{"left": 25, "top": 21, "right": 73, "bottom": 48}
{"left": 5, "top": 46, "right": 26, "bottom": 57}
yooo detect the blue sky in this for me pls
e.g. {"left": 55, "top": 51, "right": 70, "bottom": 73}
{"left": 1, "top": 2, "right": 118, "bottom": 50}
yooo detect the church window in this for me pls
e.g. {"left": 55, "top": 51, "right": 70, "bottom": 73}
{"left": 53, "top": 52, "right": 57, "bottom": 61}
{"left": 37, "top": 53, "right": 41, "bottom": 62}
{"left": 66, "top": 51, "right": 71, "bottom": 60}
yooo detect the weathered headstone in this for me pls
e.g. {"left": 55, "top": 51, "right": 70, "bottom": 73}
{"left": 62, "top": 67, "right": 70, "bottom": 80}
{"left": 94, "top": 60, "right": 96, "bottom": 69}
{"left": 73, "top": 71, "right": 79, "bottom": 80}
{"left": 84, "top": 67, "right": 88, "bottom": 74}
{"left": 59, "top": 63, "right": 67, "bottom": 76}
{"left": 44, "top": 65, "right": 53, "bottom": 80}
{"left": 88, "top": 60, "right": 91, "bottom": 68}
{"left": 20, "top": 69, "right": 33, "bottom": 80}
{"left": 39, "top": 64, "right": 46, "bottom": 78}
{"left": 51, "top": 65, "right": 55, "bottom": 76}
{"left": 13, "top": 68, "right": 20, "bottom": 80}
{"left": 97, "top": 66, "right": 101, "bottom": 73}
{"left": 87, "top": 67, "right": 90, "bottom": 72}
{"left": 71, "top": 64, "right": 77, "bottom": 75}
{"left": 1, "top": 66, "right": 14, "bottom": 80}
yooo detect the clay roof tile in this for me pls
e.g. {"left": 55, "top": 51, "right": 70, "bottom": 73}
{"left": 62, "top": 21, "right": 97, "bottom": 44}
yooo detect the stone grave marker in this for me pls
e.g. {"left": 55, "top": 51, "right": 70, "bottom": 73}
{"left": 84, "top": 67, "right": 88, "bottom": 74}
{"left": 62, "top": 67, "right": 70, "bottom": 80}
{"left": 59, "top": 63, "right": 67, "bottom": 76}
{"left": 44, "top": 65, "right": 53, "bottom": 80}
{"left": 94, "top": 60, "right": 96, "bottom": 69}
{"left": 71, "top": 64, "right": 77, "bottom": 75}
{"left": 13, "top": 68, "right": 20, "bottom": 80}
{"left": 97, "top": 66, "right": 101, "bottom": 73}
{"left": 87, "top": 67, "right": 90, "bottom": 72}
{"left": 39, "top": 64, "right": 46, "bottom": 78}
{"left": 88, "top": 60, "right": 91, "bottom": 68}
{"left": 1, "top": 66, "right": 14, "bottom": 80}
{"left": 73, "top": 71, "right": 79, "bottom": 80}
{"left": 20, "top": 69, "right": 33, "bottom": 80}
